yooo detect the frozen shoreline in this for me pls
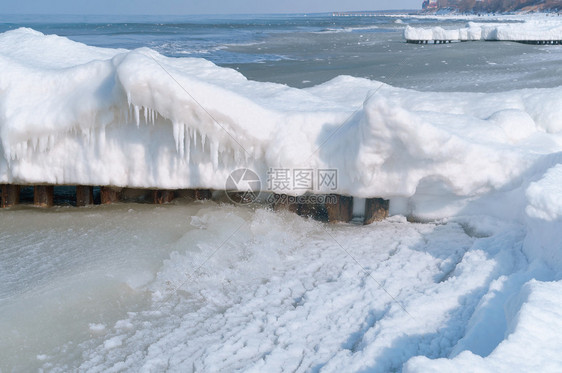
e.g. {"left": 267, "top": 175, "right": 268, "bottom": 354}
{"left": 2, "top": 20, "right": 562, "bottom": 372}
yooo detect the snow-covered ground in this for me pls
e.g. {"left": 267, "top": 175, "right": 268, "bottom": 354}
{"left": 1, "top": 202, "right": 560, "bottom": 372}
{"left": 2, "top": 18, "right": 562, "bottom": 372}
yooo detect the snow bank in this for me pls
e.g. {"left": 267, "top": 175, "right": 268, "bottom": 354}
{"left": 405, "top": 279, "right": 562, "bottom": 372}
{"left": 2, "top": 28, "right": 562, "bottom": 207}
{"left": 405, "top": 19, "right": 562, "bottom": 41}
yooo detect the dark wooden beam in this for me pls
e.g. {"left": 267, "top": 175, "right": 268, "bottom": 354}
{"left": 34, "top": 185, "right": 54, "bottom": 208}
{"left": 1, "top": 184, "right": 20, "bottom": 208}
{"left": 152, "top": 189, "right": 175, "bottom": 204}
{"left": 271, "top": 194, "right": 300, "bottom": 214}
{"left": 364, "top": 198, "right": 389, "bottom": 225}
{"left": 194, "top": 189, "right": 212, "bottom": 201}
{"left": 76, "top": 186, "right": 94, "bottom": 207}
{"left": 326, "top": 195, "right": 353, "bottom": 223}
{"left": 100, "top": 187, "right": 121, "bottom": 204}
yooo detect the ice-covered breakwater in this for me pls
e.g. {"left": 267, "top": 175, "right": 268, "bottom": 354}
{"left": 404, "top": 19, "right": 562, "bottom": 43}
{"left": 2, "top": 27, "right": 562, "bottom": 221}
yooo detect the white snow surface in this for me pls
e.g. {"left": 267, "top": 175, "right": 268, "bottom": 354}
{"left": 1, "top": 204, "right": 560, "bottom": 372}
{"left": 405, "top": 19, "right": 562, "bottom": 41}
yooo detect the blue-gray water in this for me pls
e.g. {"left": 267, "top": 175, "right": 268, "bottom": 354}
{"left": 2, "top": 14, "right": 562, "bottom": 91}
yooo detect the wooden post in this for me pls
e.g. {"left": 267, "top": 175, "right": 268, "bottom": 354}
{"left": 300, "top": 197, "right": 330, "bottom": 222}
{"left": 152, "top": 190, "right": 175, "bottom": 204}
{"left": 34, "top": 185, "right": 54, "bottom": 207}
{"left": 194, "top": 189, "right": 212, "bottom": 200}
{"left": 76, "top": 186, "right": 94, "bottom": 207}
{"left": 272, "top": 194, "right": 300, "bottom": 214}
{"left": 298, "top": 199, "right": 317, "bottom": 217}
{"left": 100, "top": 187, "right": 121, "bottom": 204}
{"left": 364, "top": 198, "right": 389, "bottom": 225}
{"left": 1, "top": 184, "right": 20, "bottom": 208}
{"left": 326, "top": 195, "right": 353, "bottom": 223}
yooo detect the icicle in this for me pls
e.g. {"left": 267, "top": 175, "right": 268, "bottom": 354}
{"left": 172, "top": 121, "right": 185, "bottom": 157}
{"left": 194, "top": 129, "right": 198, "bottom": 150}
{"left": 185, "top": 129, "right": 191, "bottom": 164}
{"left": 14, "top": 143, "right": 21, "bottom": 159}
{"left": 144, "top": 106, "right": 148, "bottom": 124}
{"left": 99, "top": 125, "right": 106, "bottom": 150}
{"left": 234, "top": 149, "right": 241, "bottom": 165}
{"left": 134, "top": 105, "right": 140, "bottom": 127}
{"left": 201, "top": 133, "right": 206, "bottom": 150}
{"left": 39, "top": 136, "right": 48, "bottom": 153}
{"left": 211, "top": 141, "right": 218, "bottom": 168}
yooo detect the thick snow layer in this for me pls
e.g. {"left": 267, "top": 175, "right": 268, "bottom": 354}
{"left": 2, "top": 27, "right": 562, "bottom": 207}
{"left": 405, "top": 19, "right": 562, "bottom": 41}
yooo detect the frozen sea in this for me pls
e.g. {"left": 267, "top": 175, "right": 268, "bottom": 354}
{"left": 2, "top": 13, "right": 562, "bottom": 91}
{"left": 2, "top": 13, "right": 562, "bottom": 372}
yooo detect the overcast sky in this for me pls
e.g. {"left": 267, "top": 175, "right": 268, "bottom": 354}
{"left": 1, "top": 0, "right": 422, "bottom": 15}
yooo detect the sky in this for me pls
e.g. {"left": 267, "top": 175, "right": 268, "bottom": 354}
{"left": 0, "top": 0, "right": 422, "bottom": 15}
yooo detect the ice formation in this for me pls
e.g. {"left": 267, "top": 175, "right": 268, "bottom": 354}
{"left": 404, "top": 19, "right": 562, "bottom": 41}
{"left": 2, "top": 28, "right": 562, "bottom": 205}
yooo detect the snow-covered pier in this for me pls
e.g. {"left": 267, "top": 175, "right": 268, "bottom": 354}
{"left": 332, "top": 11, "right": 385, "bottom": 17}
{"left": 2, "top": 28, "right": 562, "bottom": 228}
{"left": 406, "top": 39, "right": 456, "bottom": 44}
{"left": 404, "top": 21, "right": 562, "bottom": 44}
{"left": 406, "top": 38, "right": 562, "bottom": 45}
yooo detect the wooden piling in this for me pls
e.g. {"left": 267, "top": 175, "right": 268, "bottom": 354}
{"left": 76, "top": 186, "right": 94, "bottom": 206}
{"left": 364, "top": 198, "right": 389, "bottom": 225}
{"left": 326, "top": 195, "right": 353, "bottom": 223}
{"left": 152, "top": 189, "right": 175, "bottom": 204}
{"left": 100, "top": 187, "right": 121, "bottom": 204}
{"left": 194, "top": 189, "right": 212, "bottom": 201}
{"left": 34, "top": 185, "right": 54, "bottom": 207}
{"left": 272, "top": 194, "right": 300, "bottom": 214}
{"left": 1, "top": 184, "right": 20, "bottom": 208}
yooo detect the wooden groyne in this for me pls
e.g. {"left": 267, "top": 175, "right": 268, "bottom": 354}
{"left": 406, "top": 39, "right": 562, "bottom": 45}
{"left": 0, "top": 184, "right": 389, "bottom": 224}
{"left": 406, "top": 39, "right": 455, "bottom": 44}
{"left": 332, "top": 11, "right": 385, "bottom": 17}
